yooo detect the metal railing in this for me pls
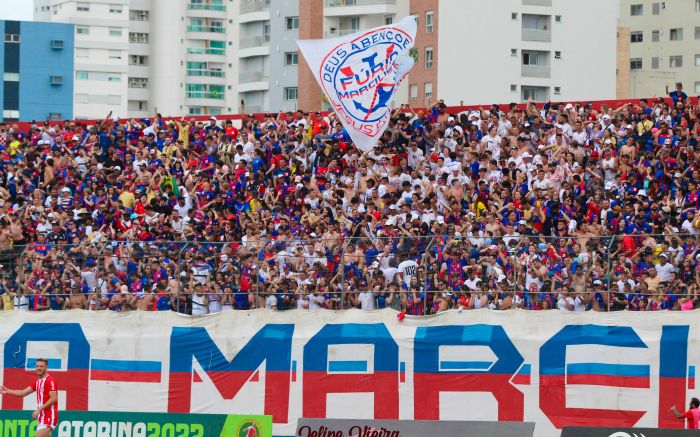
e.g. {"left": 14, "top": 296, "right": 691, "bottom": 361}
{"left": 185, "top": 91, "right": 225, "bottom": 99}
{"left": 324, "top": 29, "right": 360, "bottom": 38}
{"left": 186, "top": 68, "right": 225, "bottom": 77}
{"left": 187, "top": 25, "right": 225, "bottom": 33}
{"left": 325, "top": 0, "right": 397, "bottom": 7}
{"left": 186, "top": 47, "right": 226, "bottom": 56}
{"left": 187, "top": 3, "right": 226, "bottom": 12}
{"left": 4, "top": 234, "right": 698, "bottom": 314}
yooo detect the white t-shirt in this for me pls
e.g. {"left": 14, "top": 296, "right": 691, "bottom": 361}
{"left": 655, "top": 262, "right": 675, "bottom": 282}
{"left": 358, "top": 292, "right": 376, "bottom": 310}
{"left": 557, "top": 294, "right": 574, "bottom": 312}
{"left": 265, "top": 294, "right": 278, "bottom": 309}
{"left": 397, "top": 260, "right": 418, "bottom": 287}
{"left": 381, "top": 267, "right": 399, "bottom": 283}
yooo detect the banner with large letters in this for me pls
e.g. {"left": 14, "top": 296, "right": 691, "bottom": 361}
{"left": 0, "top": 309, "right": 698, "bottom": 437}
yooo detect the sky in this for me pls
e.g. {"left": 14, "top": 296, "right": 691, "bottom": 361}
{"left": 0, "top": 0, "right": 34, "bottom": 21}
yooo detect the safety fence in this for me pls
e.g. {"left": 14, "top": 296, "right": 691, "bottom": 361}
{"left": 2, "top": 233, "right": 698, "bottom": 314}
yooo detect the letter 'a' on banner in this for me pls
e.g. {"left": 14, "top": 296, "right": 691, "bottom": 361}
{"left": 297, "top": 16, "right": 417, "bottom": 152}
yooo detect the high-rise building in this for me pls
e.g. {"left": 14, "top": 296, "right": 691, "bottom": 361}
{"left": 410, "top": 0, "right": 618, "bottom": 106}
{"left": 0, "top": 20, "right": 74, "bottom": 122}
{"left": 618, "top": 0, "right": 700, "bottom": 98}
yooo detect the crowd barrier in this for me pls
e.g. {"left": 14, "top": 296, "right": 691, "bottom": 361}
{"left": 0, "top": 310, "right": 698, "bottom": 437}
{"left": 6, "top": 234, "right": 699, "bottom": 313}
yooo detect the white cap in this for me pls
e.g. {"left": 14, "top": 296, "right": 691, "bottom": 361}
{"left": 436, "top": 216, "right": 445, "bottom": 224}
{"left": 220, "top": 254, "right": 228, "bottom": 262}
{"left": 593, "top": 279, "right": 602, "bottom": 285}
{"left": 565, "top": 103, "right": 573, "bottom": 110}
{"left": 497, "top": 274, "right": 507, "bottom": 283}
{"left": 448, "top": 117, "right": 455, "bottom": 122}
{"left": 637, "top": 189, "right": 647, "bottom": 197}
{"left": 521, "top": 152, "right": 532, "bottom": 159}
{"left": 602, "top": 114, "right": 611, "bottom": 120}
{"left": 209, "top": 116, "right": 217, "bottom": 121}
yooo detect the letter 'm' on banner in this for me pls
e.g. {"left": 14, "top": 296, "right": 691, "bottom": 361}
{"left": 413, "top": 325, "right": 525, "bottom": 421}
{"left": 168, "top": 324, "right": 294, "bottom": 422}
{"left": 303, "top": 323, "right": 399, "bottom": 419}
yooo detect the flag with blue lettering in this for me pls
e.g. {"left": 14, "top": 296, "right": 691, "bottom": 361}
{"left": 297, "top": 16, "right": 417, "bottom": 152}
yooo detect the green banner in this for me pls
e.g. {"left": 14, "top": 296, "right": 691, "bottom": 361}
{"left": 0, "top": 411, "right": 272, "bottom": 437}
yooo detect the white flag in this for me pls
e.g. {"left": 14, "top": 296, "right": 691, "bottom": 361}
{"left": 297, "top": 16, "right": 417, "bottom": 152}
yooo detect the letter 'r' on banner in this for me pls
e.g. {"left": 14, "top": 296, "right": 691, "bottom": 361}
{"left": 297, "top": 16, "right": 417, "bottom": 152}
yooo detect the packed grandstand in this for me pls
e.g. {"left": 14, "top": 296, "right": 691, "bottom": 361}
{"left": 0, "top": 89, "right": 698, "bottom": 315}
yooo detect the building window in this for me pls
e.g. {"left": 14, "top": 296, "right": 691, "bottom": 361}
{"left": 75, "top": 94, "right": 88, "bottom": 103}
{"left": 522, "top": 50, "right": 546, "bottom": 66}
{"left": 129, "top": 32, "right": 149, "bottom": 43}
{"left": 669, "top": 55, "right": 683, "bottom": 68}
{"left": 284, "top": 87, "right": 298, "bottom": 101}
{"left": 110, "top": 4, "right": 123, "bottom": 14}
{"left": 522, "top": 14, "right": 547, "bottom": 30}
{"left": 409, "top": 84, "right": 418, "bottom": 99}
{"left": 696, "top": 26, "right": 700, "bottom": 39}
{"left": 128, "top": 100, "right": 148, "bottom": 111}
{"left": 50, "top": 75, "right": 63, "bottom": 85}
{"left": 384, "top": 15, "right": 393, "bottom": 25}
{"left": 630, "top": 58, "right": 642, "bottom": 70}
{"left": 670, "top": 28, "right": 683, "bottom": 40}
{"left": 631, "top": 31, "right": 643, "bottom": 43}
{"left": 424, "top": 82, "right": 433, "bottom": 100}
{"left": 285, "top": 52, "right": 298, "bottom": 65}
{"left": 129, "top": 77, "right": 149, "bottom": 88}
{"left": 51, "top": 39, "right": 64, "bottom": 49}
{"left": 4, "top": 33, "right": 19, "bottom": 43}
{"left": 630, "top": 4, "right": 643, "bottom": 15}
{"left": 425, "top": 11, "right": 433, "bottom": 33}
{"left": 652, "top": 2, "right": 660, "bottom": 14}
{"left": 76, "top": 2, "right": 89, "bottom": 12}
{"left": 695, "top": 82, "right": 700, "bottom": 94}
{"left": 285, "top": 16, "right": 299, "bottom": 30}
{"left": 696, "top": 0, "right": 700, "bottom": 11}
{"left": 48, "top": 113, "right": 62, "bottom": 120}
{"left": 108, "top": 74, "right": 121, "bottom": 82}
{"left": 76, "top": 71, "right": 89, "bottom": 80}
{"left": 263, "top": 21, "right": 271, "bottom": 42}
{"left": 129, "top": 55, "right": 148, "bottom": 65}
{"left": 511, "top": 48, "right": 517, "bottom": 56}
{"left": 109, "top": 50, "right": 121, "bottom": 59}
{"left": 511, "top": 84, "right": 517, "bottom": 92}
{"left": 189, "top": 107, "right": 203, "bottom": 115}
{"left": 553, "top": 86, "right": 561, "bottom": 94}
{"left": 652, "top": 30, "right": 660, "bottom": 42}
{"left": 511, "top": 12, "right": 518, "bottom": 20}
{"left": 554, "top": 50, "right": 561, "bottom": 59}
{"left": 555, "top": 15, "right": 561, "bottom": 22}
{"left": 109, "top": 27, "right": 122, "bottom": 37}
{"left": 76, "top": 26, "right": 89, "bottom": 35}
{"left": 3, "top": 72, "right": 19, "bottom": 82}
{"left": 130, "top": 10, "right": 150, "bottom": 21}
{"left": 2, "top": 110, "right": 19, "bottom": 119}
{"left": 107, "top": 95, "right": 121, "bottom": 105}
{"left": 76, "top": 48, "right": 89, "bottom": 58}
{"left": 652, "top": 56, "right": 660, "bottom": 69}
{"left": 695, "top": 54, "right": 700, "bottom": 66}
{"left": 424, "top": 47, "right": 433, "bottom": 69}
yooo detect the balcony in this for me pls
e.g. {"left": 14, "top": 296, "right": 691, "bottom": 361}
{"left": 523, "top": 0, "right": 552, "bottom": 5}
{"left": 186, "top": 69, "right": 225, "bottom": 78}
{"left": 240, "top": 0, "right": 270, "bottom": 14}
{"left": 239, "top": 35, "right": 270, "bottom": 49}
{"left": 185, "top": 91, "right": 224, "bottom": 99}
{"left": 324, "top": 29, "right": 360, "bottom": 38}
{"left": 325, "top": 0, "right": 396, "bottom": 6}
{"left": 187, "top": 25, "right": 225, "bottom": 33}
{"left": 521, "top": 64, "right": 551, "bottom": 78}
{"left": 187, "top": 3, "right": 226, "bottom": 12}
{"left": 521, "top": 28, "right": 551, "bottom": 42}
{"left": 239, "top": 71, "right": 269, "bottom": 83}
{"left": 186, "top": 47, "right": 225, "bottom": 56}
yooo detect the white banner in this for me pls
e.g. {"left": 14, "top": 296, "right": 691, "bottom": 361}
{"left": 297, "top": 16, "right": 416, "bottom": 152}
{"left": 1, "top": 309, "right": 698, "bottom": 436}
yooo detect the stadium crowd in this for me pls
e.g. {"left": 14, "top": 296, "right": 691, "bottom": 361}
{"left": 0, "top": 83, "right": 699, "bottom": 315}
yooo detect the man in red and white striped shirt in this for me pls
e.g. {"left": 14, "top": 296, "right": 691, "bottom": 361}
{"left": 1, "top": 358, "right": 59, "bottom": 436}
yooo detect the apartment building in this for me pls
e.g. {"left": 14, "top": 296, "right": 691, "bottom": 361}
{"left": 0, "top": 20, "right": 74, "bottom": 122}
{"left": 238, "top": 0, "right": 300, "bottom": 114}
{"left": 618, "top": 0, "right": 700, "bottom": 98}
{"left": 409, "top": 0, "right": 618, "bottom": 106}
